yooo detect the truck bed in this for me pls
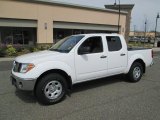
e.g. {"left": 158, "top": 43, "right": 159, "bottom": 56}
{"left": 127, "top": 47, "right": 152, "bottom": 67}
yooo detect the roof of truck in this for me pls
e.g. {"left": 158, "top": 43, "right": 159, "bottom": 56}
{"left": 72, "top": 33, "right": 121, "bottom": 36}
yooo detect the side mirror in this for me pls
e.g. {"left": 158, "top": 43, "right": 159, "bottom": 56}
{"left": 78, "top": 46, "right": 90, "bottom": 55}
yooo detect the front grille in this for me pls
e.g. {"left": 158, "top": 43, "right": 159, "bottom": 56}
{"left": 13, "top": 61, "right": 21, "bottom": 72}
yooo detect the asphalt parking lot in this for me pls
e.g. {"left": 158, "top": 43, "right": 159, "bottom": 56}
{"left": 0, "top": 53, "right": 160, "bottom": 120}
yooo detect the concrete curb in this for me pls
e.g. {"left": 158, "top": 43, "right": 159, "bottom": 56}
{"left": 152, "top": 48, "right": 160, "bottom": 52}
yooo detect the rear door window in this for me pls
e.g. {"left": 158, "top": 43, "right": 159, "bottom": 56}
{"left": 106, "top": 36, "right": 122, "bottom": 51}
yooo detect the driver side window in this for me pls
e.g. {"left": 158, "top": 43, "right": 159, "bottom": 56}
{"left": 78, "top": 36, "right": 103, "bottom": 54}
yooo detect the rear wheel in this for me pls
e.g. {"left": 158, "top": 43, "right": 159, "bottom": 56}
{"left": 127, "top": 62, "right": 143, "bottom": 82}
{"left": 35, "top": 73, "right": 67, "bottom": 105}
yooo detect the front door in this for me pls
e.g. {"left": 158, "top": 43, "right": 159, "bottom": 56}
{"left": 75, "top": 36, "right": 108, "bottom": 82}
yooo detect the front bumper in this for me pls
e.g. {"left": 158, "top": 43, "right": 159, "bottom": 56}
{"left": 11, "top": 74, "right": 36, "bottom": 91}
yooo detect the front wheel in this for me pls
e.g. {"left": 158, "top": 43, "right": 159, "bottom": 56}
{"left": 35, "top": 73, "right": 67, "bottom": 105}
{"left": 127, "top": 62, "right": 143, "bottom": 82}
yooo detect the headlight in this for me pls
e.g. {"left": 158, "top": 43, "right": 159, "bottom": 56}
{"left": 12, "top": 61, "right": 16, "bottom": 69}
{"left": 20, "top": 63, "right": 35, "bottom": 73}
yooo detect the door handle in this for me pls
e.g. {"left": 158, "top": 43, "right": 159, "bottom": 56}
{"left": 120, "top": 53, "right": 126, "bottom": 56}
{"left": 100, "top": 55, "right": 107, "bottom": 58}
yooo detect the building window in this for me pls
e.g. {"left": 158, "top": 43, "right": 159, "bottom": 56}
{"left": 0, "top": 27, "right": 37, "bottom": 46}
{"left": 53, "top": 28, "right": 112, "bottom": 43}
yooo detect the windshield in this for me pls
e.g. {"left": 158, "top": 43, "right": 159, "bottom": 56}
{"left": 49, "top": 35, "right": 84, "bottom": 53}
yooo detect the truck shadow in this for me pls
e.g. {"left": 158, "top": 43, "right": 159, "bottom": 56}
{"left": 71, "top": 74, "right": 126, "bottom": 93}
{"left": 14, "top": 74, "right": 127, "bottom": 104}
{"left": 15, "top": 90, "right": 37, "bottom": 103}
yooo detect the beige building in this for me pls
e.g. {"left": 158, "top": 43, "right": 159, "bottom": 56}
{"left": 0, "top": 0, "right": 132, "bottom": 46}
{"left": 105, "top": 4, "right": 134, "bottom": 43}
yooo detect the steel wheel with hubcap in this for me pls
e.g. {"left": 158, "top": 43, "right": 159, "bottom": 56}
{"left": 127, "top": 62, "right": 143, "bottom": 82}
{"left": 133, "top": 67, "right": 141, "bottom": 80}
{"left": 35, "top": 73, "right": 67, "bottom": 105}
{"left": 44, "top": 81, "right": 62, "bottom": 100}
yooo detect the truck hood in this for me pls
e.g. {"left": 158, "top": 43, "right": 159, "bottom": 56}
{"left": 15, "top": 50, "right": 62, "bottom": 63}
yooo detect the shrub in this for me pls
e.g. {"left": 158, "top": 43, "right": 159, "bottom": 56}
{"left": 29, "top": 46, "right": 40, "bottom": 52}
{"left": 5, "top": 45, "right": 17, "bottom": 56}
{"left": 38, "top": 45, "right": 52, "bottom": 50}
{"left": 0, "top": 47, "right": 6, "bottom": 57}
{"left": 45, "top": 45, "right": 52, "bottom": 49}
{"left": 33, "top": 47, "right": 39, "bottom": 52}
{"left": 16, "top": 48, "right": 30, "bottom": 56}
{"left": 16, "top": 47, "right": 23, "bottom": 52}
{"left": 29, "top": 47, "right": 34, "bottom": 52}
{"left": 38, "top": 46, "right": 45, "bottom": 51}
{"left": 21, "top": 48, "right": 30, "bottom": 54}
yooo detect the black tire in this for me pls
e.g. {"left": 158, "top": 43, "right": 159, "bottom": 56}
{"left": 127, "top": 62, "right": 143, "bottom": 82}
{"left": 35, "top": 73, "right": 67, "bottom": 105}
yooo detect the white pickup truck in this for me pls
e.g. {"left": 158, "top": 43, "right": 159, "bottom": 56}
{"left": 11, "top": 34, "right": 153, "bottom": 105}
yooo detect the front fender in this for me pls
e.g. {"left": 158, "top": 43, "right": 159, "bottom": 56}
{"left": 19, "top": 61, "right": 76, "bottom": 83}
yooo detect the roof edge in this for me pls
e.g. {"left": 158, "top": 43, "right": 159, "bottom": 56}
{"left": 105, "top": 4, "right": 135, "bottom": 10}
{"left": 15, "top": 0, "right": 128, "bottom": 15}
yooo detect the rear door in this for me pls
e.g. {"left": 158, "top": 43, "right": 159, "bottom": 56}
{"left": 106, "top": 36, "right": 127, "bottom": 74}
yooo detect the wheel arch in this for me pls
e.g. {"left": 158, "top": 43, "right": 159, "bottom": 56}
{"left": 132, "top": 59, "right": 146, "bottom": 73}
{"left": 34, "top": 69, "right": 72, "bottom": 92}
{"left": 125, "top": 53, "right": 146, "bottom": 74}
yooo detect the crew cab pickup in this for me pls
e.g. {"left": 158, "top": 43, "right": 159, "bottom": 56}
{"left": 11, "top": 34, "right": 153, "bottom": 105}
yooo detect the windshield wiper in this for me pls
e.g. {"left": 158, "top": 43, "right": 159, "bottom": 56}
{"left": 49, "top": 49, "right": 60, "bottom": 52}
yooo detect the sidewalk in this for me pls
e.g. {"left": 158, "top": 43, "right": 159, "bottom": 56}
{"left": 152, "top": 47, "right": 160, "bottom": 52}
{"left": 0, "top": 57, "right": 15, "bottom": 62}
